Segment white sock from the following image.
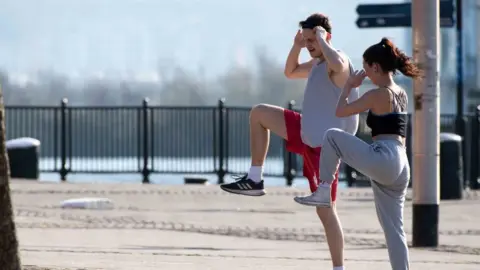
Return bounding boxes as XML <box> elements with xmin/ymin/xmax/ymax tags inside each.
<box><xmin>247</xmin><ymin>166</ymin><xmax>263</xmax><ymax>182</ymax></box>
<box><xmin>333</xmin><ymin>266</ymin><xmax>344</xmax><ymax>270</ymax></box>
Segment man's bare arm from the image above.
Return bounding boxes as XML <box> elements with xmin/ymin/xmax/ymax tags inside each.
<box><xmin>315</xmin><ymin>27</ymin><xmax>349</xmax><ymax>74</ymax></box>
<box><xmin>284</xmin><ymin>45</ymin><xmax>314</xmax><ymax>79</ymax></box>
<box><xmin>317</xmin><ymin>39</ymin><xmax>349</xmax><ymax>74</ymax></box>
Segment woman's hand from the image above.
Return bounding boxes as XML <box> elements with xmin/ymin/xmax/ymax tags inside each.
<box><xmin>346</xmin><ymin>69</ymin><xmax>367</xmax><ymax>89</ymax></box>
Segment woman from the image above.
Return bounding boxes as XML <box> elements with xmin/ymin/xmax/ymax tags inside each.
<box><xmin>294</xmin><ymin>37</ymin><xmax>421</xmax><ymax>270</ymax></box>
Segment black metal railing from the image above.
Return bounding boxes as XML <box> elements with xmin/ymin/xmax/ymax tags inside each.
<box><xmin>4</xmin><ymin>98</ymin><xmax>480</xmax><ymax>189</ymax></box>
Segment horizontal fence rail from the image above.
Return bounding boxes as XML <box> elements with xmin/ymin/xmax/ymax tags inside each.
<box><xmin>4</xmin><ymin>98</ymin><xmax>480</xmax><ymax>190</ymax></box>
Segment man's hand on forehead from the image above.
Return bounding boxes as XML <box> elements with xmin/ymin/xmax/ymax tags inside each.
<box><xmin>314</xmin><ymin>26</ymin><xmax>329</xmax><ymax>41</ymax></box>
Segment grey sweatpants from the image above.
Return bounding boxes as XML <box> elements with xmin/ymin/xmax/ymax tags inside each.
<box><xmin>321</xmin><ymin>128</ymin><xmax>410</xmax><ymax>270</ymax></box>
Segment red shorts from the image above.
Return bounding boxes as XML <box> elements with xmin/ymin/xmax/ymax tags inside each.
<box><xmin>284</xmin><ymin>109</ymin><xmax>339</xmax><ymax>202</ymax></box>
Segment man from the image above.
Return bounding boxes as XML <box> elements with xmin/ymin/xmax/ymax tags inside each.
<box><xmin>220</xmin><ymin>13</ymin><xmax>359</xmax><ymax>270</ymax></box>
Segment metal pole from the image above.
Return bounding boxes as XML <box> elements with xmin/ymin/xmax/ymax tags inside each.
<box><xmin>411</xmin><ymin>0</ymin><xmax>441</xmax><ymax>247</ymax></box>
<box><xmin>217</xmin><ymin>98</ymin><xmax>226</xmax><ymax>184</ymax></box>
<box><xmin>477</xmin><ymin>0</ymin><xmax>480</xmax><ymax>92</ymax></box>
<box><xmin>454</xmin><ymin>0</ymin><xmax>467</xmax><ymax>187</ymax></box>
<box><xmin>455</xmin><ymin>0</ymin><xmax>464</xmax><ymax>125</ymax></box>
<box><xmin>142</xmin><ymin>98</ymin><xmax>150</xmax><ymax>184</ymax></box>
<box><xmin>60</xmin><ymin>98</ymin><xmax>68</xmax><ymax>181</ymax></box>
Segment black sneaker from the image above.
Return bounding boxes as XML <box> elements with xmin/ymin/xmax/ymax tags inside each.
<box><xmin>220</xmin><ymin>175</ymin><xmax>266</xmax><ymax>196</ymax></box>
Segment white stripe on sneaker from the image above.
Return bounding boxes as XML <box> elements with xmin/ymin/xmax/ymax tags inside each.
<box><xmin>237</xmin><ymin>182</ymin><xmax>253</xmax><ymax>190</ymax></box>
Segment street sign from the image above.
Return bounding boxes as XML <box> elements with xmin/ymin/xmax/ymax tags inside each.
<box><xmin>355</xmin><ymin>0</ymin><xmax>455</xmax><ymax>28</ymax></box>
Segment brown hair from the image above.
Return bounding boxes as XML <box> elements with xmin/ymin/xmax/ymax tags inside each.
<box><xmin>363</xmin><ymin>37</ymin><xmax>422</xmax><ymax>78</ymax></box>
<box><xmin>299</xmin><ymin>13</ymin><xmax>332</xmax><ymax>34</ymax></box>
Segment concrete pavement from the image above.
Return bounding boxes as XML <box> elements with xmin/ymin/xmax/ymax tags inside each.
<box><xmin>10</xmin><ymin>180</ymin><xmax>480</xmax><ymax>269</ymax></box>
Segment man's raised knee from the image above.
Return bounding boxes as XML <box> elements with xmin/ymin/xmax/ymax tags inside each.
<box><xmin>250</xmin><ymin>104</ymin><xmax>268</xmax><ymax>120</ymax></box>
<box><xmin>249</xmin><ymin>104</ymin><xmax>288</xmax><ymax>139</ymax></box>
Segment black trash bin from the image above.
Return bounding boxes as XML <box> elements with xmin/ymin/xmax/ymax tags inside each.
<box><xmin>440</xmin><ymin>133</ymin><xmax>463</xmax><ymax>200</ymax></box>
<box><xmin>6</xmin><ymin>137</ymin><xmax>40</xmax><ymax>180</ymax></box>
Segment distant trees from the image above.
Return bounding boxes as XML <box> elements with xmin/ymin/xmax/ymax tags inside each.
<box><xmin>1</xmin><ymin>47</ymin><xmax>306</xmax><ymax>107</ymax></box>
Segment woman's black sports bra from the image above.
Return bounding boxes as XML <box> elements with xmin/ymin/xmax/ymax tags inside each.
<box><xmin>365</xmin><ymin>87</ymin><xmax>408</xmax><ymax>138</ymax></box>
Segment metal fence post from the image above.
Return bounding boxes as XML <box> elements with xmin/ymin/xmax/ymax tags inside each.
<box><xmin>470</xmin><ymin>106</ymin><xmax>480</xmax><ymax>190</ymax></box>
<box><xmin>142</xmin><ymin>98</ymin><xmax>150</xmax><ymax>184</ymax></box>
<box><xmin>60</xmin><ymin>98</ymin><xmax>68</xmax><ymax>181</ymax></box>
<box><xmin>284</xmin><ymin>100</ymin><xmax>296</xmax><ymax>186</ymax></box>
<box><xmin>461</xmin><ymin>116</ymin><xmax>468</xmax><ymax>186</ymax></box>
<box><xmin>217</xmin><ymin>98</ymin><xmax>226</xmax><ymax>184</ymax></box>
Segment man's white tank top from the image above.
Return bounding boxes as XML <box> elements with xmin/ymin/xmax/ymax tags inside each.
<box><xmin>300</xmin><ymin>57</ymin><xmax>360</xmax><ymax>147</ymax></box>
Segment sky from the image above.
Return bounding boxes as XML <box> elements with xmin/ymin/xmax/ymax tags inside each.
<box><xmin>0</xmin><ymin>0</ymin><xmax>410</xmax><ymax>81</ymax></box>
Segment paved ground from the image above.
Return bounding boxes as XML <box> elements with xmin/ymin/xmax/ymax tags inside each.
<box><xmin>9</xmin><ymin>180</ymin><xmax>480</xmax><ymax>270</ymax></box>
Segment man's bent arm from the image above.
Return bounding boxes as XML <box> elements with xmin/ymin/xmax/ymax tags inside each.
<box><xmin>284</xmin><ymin>45</ymin><xmax>314</xmax><ymax>79</ymax></box>
<box><xmin>317</xmin><ymin>38</ymin><xmax>349</xmax><ymax>74</ymax></box>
